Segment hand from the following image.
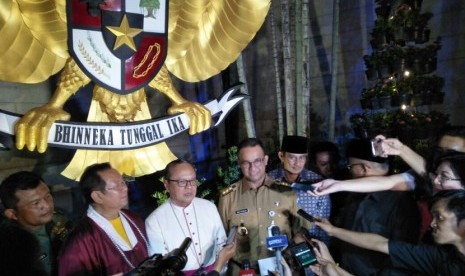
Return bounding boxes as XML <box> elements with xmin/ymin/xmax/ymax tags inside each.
<box><xmin>15</xmin><ymin>104</ymin><xmax>70</xmax><ymax>153</ymax></box>
<box><xmin>281</xmin><ymin>257</ymin><xmax>292</xmax><ymax>276</ymax></box>
<box><xmin>374</xmin><ymin>135</ymin><xmax>405</xmax><ymax>157</ymax></box>
<box><xmin>313</xmin><ymin>218</ymin><xmax>335</xmax><ymax>236</ymax></box>
<box><xmin>311</xmin><ymin>239</ymin><xmax>335</xmax><ymax>263</ymax></box>
<box><xmin>310</xmin><ymin>239</ymin><xmax>343</xmax><ymax>276</ymax></box>
<box><xmin>307</xmin><ymin>179</ymin><xmax>341</xmax><ymax>196</ymax></box>
<box><xmin>168</xmin><ymin>101</ymin><xmax>211</xmax><ymax>135</ymax></box>
<box><xmin>213</xmin><ymin>238</ymin><xmax>237</xmax><ymax>272</ymax></box>
<box><xmin>310</xmin><ymin>262</ymin><xmax>341</xmax><ymax>276</ymax></box>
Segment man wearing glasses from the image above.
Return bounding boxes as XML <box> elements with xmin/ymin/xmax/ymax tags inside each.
<box><xmin>218</xmin><ymin>138</ymin><xmax>310</xmax><ymax>275</ymax></box>
<box><xmin>335</xmin><ymin>139</ymin><xmax>421</xmax><ymax>276</ymax></box>
<box><xmin>58</xmin><ymin>163</ymin><xmax>149</xmax><ymax>275</ymax></box>
<box><xmin>145</xmin><ymin>159</ymin><xmax>227</xmax><ymax>275</ymax></box>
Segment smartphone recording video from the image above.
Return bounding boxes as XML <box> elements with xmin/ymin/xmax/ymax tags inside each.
<box><xmin>225</xmin><ymin>225</ymin><xmax>238</xmax><ymax>246</ymax></box>
<box><xmin>371</xmin><ymin>139</ymin><xmax>383</xmax><ymax>157</ymax></box>
<box><xmin>290</xmin><ymin>242</ymin><xmax>318</xmax><ymax>267</ymax></box>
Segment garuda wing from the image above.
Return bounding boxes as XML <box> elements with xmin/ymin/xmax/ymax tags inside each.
<box><xmin>166</xmin><ymin>0</ymin><xmax>271</xmax><ymax>82</ymax></box>
<box><xmin>0</xmin><ymin>0</ymin><xmax>68</xmax><ymax>83</ymax></box>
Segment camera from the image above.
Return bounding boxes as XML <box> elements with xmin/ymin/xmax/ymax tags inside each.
<box><xmin>290</xmin><ymin>242</ymin><xmax>318</xmax><ymax>267</ymax></box>
<box><xmin>129</xmin><ymin>238</ymin><xmax>191</xmax><ymax>276</ymax></box>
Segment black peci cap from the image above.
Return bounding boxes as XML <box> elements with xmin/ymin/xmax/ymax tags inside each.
<box><xmin>281</xmin><ymin>135</ymin><xmax>308</xmax><ymax>154</ymax></box>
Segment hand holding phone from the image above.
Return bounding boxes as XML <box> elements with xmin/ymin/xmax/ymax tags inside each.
<box><xmin>290</xmin><ymin>242</ymin><xmax>318</xmax><ymax>267</ymax></box>
<box><xmin>291</xmin><ymin>182</ymin><xmax>317</xmax><ymax>192</ymax></box>
<box><xmin>297</xmin><ymin>209</ymin><xmax>320</xmax><ymax>223</ymax></box>
<box><xmin>371</xmin><ymin>138</ymin><xmax>383</xmax><ymax>157</ymax></box>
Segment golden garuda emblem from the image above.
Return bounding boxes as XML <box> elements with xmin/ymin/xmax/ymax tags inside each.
<box><xmin>0</xmin><ymin>0</ymin><xmax>270</xmax><ymax>179</ymax></box>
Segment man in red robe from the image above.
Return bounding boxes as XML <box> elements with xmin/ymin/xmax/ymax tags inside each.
<box><xmin>58</xmin><ymin>163</ymin><xmax>149</xmax><ymax>275</ymax></box>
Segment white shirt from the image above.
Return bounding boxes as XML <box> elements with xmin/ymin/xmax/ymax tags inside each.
<box><xmin>145</xmin><ymin>197</ymin><xmax>226</xmax><ymax>271</ymax></box>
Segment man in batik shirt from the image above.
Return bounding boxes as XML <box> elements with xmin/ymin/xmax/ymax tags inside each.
<box><xmin>268</xmin><ymin>135</ymin><xmax>331</xmax><ymax>244</ymax></box>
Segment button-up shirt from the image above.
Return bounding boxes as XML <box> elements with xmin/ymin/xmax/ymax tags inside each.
<box><xmin>268</xmin><ymin>167</ymin><xmax>331</xmax><ymax>244</ymax></box>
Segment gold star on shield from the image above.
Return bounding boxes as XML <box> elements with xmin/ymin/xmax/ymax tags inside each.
<box><xmin>106</xmin><ymin>15</ymin><xmax>143</xmax><ymax>51</ymax></box>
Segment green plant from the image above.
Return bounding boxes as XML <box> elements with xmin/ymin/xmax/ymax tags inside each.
<box><xmin>404</xmin><ymin>10</ymin><xmax>432</xmax><ymax>28</ymax></box>
<box><xmin>361</xmin><ymin>88</ymin><xmax>377</xmax><ymax>100</ymax></box>
<box><xmin>408</xmin><ymin>75</ymin><xmax>444</xmax><ymax>94</ymax></box>
<box><xmin>364</xmin><ymin>55</ymin><xmax>379</xmax><ymax>68</ymax></box>
<box><xmin>373</xmin><ymin>18</ymin><xmax>392</xmax><ymax>33</ymax></box>
<box><xmin>388</xmin><ymin>45</ymin><xmax>406</xmax><ymax>60</ymax></box>
<box><xmin>395</xmin><ymin>110</ymin><xmax>448</xmax><ymax>128</ymax></box>
<box><xmin>364</xmin><ymin>50</ymin><xmax>394</xmax><ymax>70</ymax></box>
<box><xmin>350</xmin><ymin>113</ymin><xmax>368</xmax><ymax>129</ymax></box>
<box><xmin>151</xmin><ymin>175</ymin><xmax>169</xmax><ymax>205</ymax></box>
<box><xmin>393</xmin><ymin>75</ymin><xmax>411</xmax><ymax>93</ymax></box>
<box><xmin>394</xmin><ymin>110</ymin><xmax>413</xmax><ymax>127</ymax></box>
<box><xmin>367</xmin><ymin>111</ymin><xmax>395</xmax><ymax>129</ymax></box>
<box><xmin>216</xmin><ymin>146</ymin><xmax>241</xmax><ymax>189</ymax></box>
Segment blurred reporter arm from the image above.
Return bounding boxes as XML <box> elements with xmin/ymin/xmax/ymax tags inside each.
<box><xmin>309</xmin><ymin>173</ymin><xmax>413</xmax><ymax>196</ymax></box>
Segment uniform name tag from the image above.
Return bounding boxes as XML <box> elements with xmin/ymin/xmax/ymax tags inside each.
<box><xmin>235</xmin><ymin>208</ymin><xmax>249</xmax><ymax>214</ymax></box>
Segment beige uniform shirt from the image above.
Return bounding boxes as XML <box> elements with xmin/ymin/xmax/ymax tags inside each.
<box><xmin>218</xmin><ymin>176</ymin><xmax>309</xmax><ymax>268</ymax></box>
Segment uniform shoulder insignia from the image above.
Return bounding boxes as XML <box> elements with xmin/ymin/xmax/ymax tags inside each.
<box><xmin>270</xmin><ymin>179</ymin><xmax>293</xmax><ymax>192</ymax></box>
<box><xmin>51</xmin><ymin>209</ymin><xmax>72</xmax><ymax>240</ymax></box>
<box><xmin>220</xmin><ymin>184</ymin><xmax>237</xmax><ymax>196</ymax></box>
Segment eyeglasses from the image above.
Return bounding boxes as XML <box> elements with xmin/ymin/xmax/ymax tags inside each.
<box><xmin>429</xmin><ymin>172</ymin><xmax>461</xmax><ymax>185</ymax></box>
<box><xmin>105</xmin><ymin>181</ymin><xmax>128</xmax><ymax>192</ymax></box>
<box><xmin>347</xmin><ymin>163</ymin><xmax>364</xmax><ymax>170</ymax></box>
<box><xmin>286</xmin><ymin>154</ymin><xmax>307</xmax><ymax>163</ymax></box>
<box><xmin>168</xmin><ymin>179</ymin><xmax>197</xmax><ymax>187</ymax></box>
<box><xmin>239</xmin><ymin>157</ymin><xmax>265</xmax><ymax>168</ymax></box>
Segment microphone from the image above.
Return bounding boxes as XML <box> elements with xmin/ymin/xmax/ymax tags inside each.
<box><xmin>130</xmin><ymin>237</ymin><xmax>191</xmax><ymax>275</ymax></box>
<box><xmin>266</xmin><ymin>226</ymin><xmax>287</xmax><ymax>276</ymax></box>
<box><xmin>163</xmin><ymin>237</ymin><xmax>192</xmax><ymax>271</ymax></box>
<box><xmin>238</xmin><ymin>260</ymin><xmax>256</xmax><ymax>276</ymax></box>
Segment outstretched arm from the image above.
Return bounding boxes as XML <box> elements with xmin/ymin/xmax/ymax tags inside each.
<box><xmin>314</xmin><ymin>219</ymin><xmax>389</xmax><ymax>254</ymax></box>
<box><xmin>309</xmin><ymin>173</ymin><xmax>413</xmax><ymax>196</ymax></box>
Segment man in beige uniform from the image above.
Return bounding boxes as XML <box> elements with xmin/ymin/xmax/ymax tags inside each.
<box><xmin>218</xmin><ymin>138</ymin><xmax>310</xmax><ymax>274</ymax></box>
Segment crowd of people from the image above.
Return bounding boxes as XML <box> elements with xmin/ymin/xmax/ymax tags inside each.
<box><xmin>1</xmin><ymin>126</ymin><xmax>465</xmax><ymax>275</ymax></box>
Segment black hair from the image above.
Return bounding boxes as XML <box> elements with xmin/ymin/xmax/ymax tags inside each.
<box><xmin>438</xmin><ymin>125</ymin><xmax>465</xmax><ymax>140</ymax></box>
<box><xmin>164</xmin><ymin>159</ymin><xmax>194</xmax><ymax>180</ymax></box>
<box><xmin>431</xmin><ymin>189</ymin><xmax>465</xmax><ymax>224</ymax></box>
<box><xmin>311</xmin><ymin>141</ymin><xmax>341</xmax><ymax>162</ymax></box>
<box><xmin>0</xmin><ymin>171</ymin><xmax>44</xmax><ymax>209</ymax></box>
<box><xmin>79</xmin><ymin>162</ymin><xmax>112</xmax><ymax>204</ymax></box>
<box><xmin>310</xmin><ymin>141</ymin><xmax>341</xmax><ymax>172</ymax></box>
<box><xmin>238</xmin><ymin>138</ymin><xmax>265</xmax><ymax>153</ymax></box>
<box><xmin>437</xmin><ymin>153</ymin><xmax>465</xmax><ymax>189</ymax></box>
<box><xmin>419</xmin><ymin>152</ymin><xmax>465</xmax><ymax>199</ymax></box>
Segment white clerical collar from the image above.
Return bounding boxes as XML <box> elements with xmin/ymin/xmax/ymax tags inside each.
<box><xmin>169</xmin><ymin>199</ymin><xmax>196</xmax><ymax>210</ymax></box>
<box><xmin>87</xmin><ymin>205</ymin><xmax>137</xmax><ymax>251</ymax></box>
